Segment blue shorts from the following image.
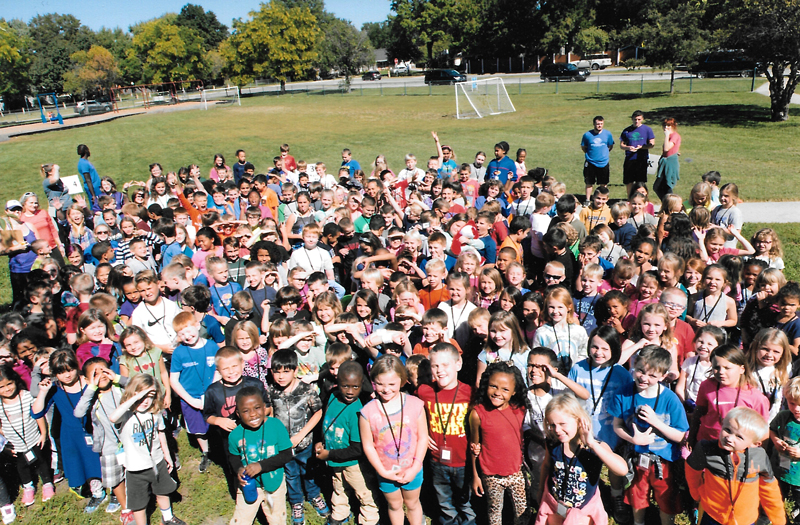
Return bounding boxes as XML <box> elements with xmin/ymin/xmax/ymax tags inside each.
<box><xmin>180</xmin><ymin>400</ymin><xmax>209</xmax><ymax>435</ymax></box>
<box><xmin>378</xmin><ymin>468</ymin><xmax>423</xmax><ymax>493</ymax></box>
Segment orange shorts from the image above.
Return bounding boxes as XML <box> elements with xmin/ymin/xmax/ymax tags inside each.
<box><xmin>625</xmin><ymin>458</ymin><xmax>682</xmax><ymax>515</ymax></box>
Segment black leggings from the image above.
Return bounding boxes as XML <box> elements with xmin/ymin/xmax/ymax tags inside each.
<box><xmin>15</xmin><ymin>442</ymin><xmax>53</xmax><ymax>486</ymax></box>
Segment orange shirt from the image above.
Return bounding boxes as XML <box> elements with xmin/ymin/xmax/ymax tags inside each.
<box><xmin>260</xmin><ymin>188</ymin><xmax>279</xmax><ymax>222</ymax></box>
<box><xmin>419</xmin><ymin>285</ymin><xmax>451</xmax><ymax>310</ymax></box>
<box><xmin>413</xmin><ymin>338</ymin><xmax>462</xmax><ymax>357</ymax></box>
<box><xmin>499</xmin><ymin>236</ymin><xmax>523</xmax><ymax>263</ymax></box>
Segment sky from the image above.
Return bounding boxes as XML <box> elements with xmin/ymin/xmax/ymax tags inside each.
<box><xmin>3</xmin><ymin>0</ymin><xmax>392</xmax><ymax>31</ymax></box>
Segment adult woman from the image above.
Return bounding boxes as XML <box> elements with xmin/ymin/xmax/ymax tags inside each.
<box><xmin>209</xmin><ymin>154</ymin><xmax>230</xmax><ymax>182</ymax></box>
<box><xmin>654</xmin><ymin>117</ymin><xmax>682</xmax><ymax>202</ymax></box>
<box><xmin>2</xmin><ymin>200</ymin><xmax>37</xmax><ymax>305</ymax></box>
<box><xmin>77</xmin><ymin>144</ymin><xmax>102</xmax><ymax>207</ymax></box>
<box><xmin>40</xmin><ymin>164</ymin><xmax>71</xmax><ymax>221</ymax></box>
<box><xmin>19</xmin><ymin>192</ymin><xmax>64</xmax><ymax>264</ymax></box>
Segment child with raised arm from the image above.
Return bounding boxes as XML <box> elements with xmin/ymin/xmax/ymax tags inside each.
<box><xmin>689</xmin><ymin>407</ymin><xmax>785</xmax><ymax>525</ymax></box>
<box><xmin>609</xmin><ymin>345</ymin><xmax>690</xmax><ymax>525</ymax></box>
<box><xmin>228</xmin><ymin>385</ymin><xmax>294</xmax><ymax>525</ymax></box>
<box><xmin>110</xmin><ymin>375</ymin><xmax>184</xmax><ymax>525</ymax></box>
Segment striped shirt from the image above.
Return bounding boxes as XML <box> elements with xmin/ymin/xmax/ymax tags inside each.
<box><xmin>0</xmin><ymin>391</ymin><xmax>41</xmax><ymax>452</ymax></box>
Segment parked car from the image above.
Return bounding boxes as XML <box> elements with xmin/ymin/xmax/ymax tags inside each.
<box><xmin>570</xmin><ymin>53</ymin><xmax>612</xmax><ymax>70</ymax></box>
<box><xmin>424</xmin><ymin>69</ymin><xmax>467</xmax><ymax>85</ymax></box>
<box><xmin>540</xmin><ymin>63</ymin><xmax>590</xmax><ymax>82</ymax></box>
<box><xmin>391</xmin><ymin>64</ymin><xmax>410</xmax><ymax>76</ymax></box>
<box><xmin>74</xmin><ymin>100</ymin><xmax>112</xmax><ymax>116</ymax></box>
<box><xmin>362</xmin><ymin>71</ymin><xmax>381</xmax><ymax>81</ymax></box>
<box><xmin>689</xmin><ymin>52</ymin><xmax>760</xmax><ymax>78</ymax></box>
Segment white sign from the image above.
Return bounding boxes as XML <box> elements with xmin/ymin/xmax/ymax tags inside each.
<box><xmin>60</xmin><ymin>175</ymin><xmax>85</xmax><ymax>195</ymax></box>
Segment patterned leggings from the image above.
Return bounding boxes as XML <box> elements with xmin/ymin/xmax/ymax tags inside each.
<box><xmin>482</xmin><ymin>470</ymin><xmax>528</xmax><ymax>525</ymax></box>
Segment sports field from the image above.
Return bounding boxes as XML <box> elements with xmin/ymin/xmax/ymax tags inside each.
<box><xmin>1</xmin><ymin>79</ymin><xmax>799</xmax><ymax>524</ymax></box>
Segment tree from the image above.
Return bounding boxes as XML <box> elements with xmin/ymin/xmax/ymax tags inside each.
<box><xmin>318</xmin><ymin>18</ymin><xmax>373</xmax><ymax>87</ymax></box>
<box><xmin>28</xmin><ymin>14</ymin><xmax>95</xmax><ymax>93</ymax></box>
<box><xmin>362</xmin><ymin>21</ymin><xmax>392</xmax><ymax>49</ymax></box>
<box><xmin>222</xmin><ymin>2</ymin><xmax>319</xmax><ymax>93</ymax></box>
<box><xmin>721</xmin><ymin>0</ymin><xmax>800</xmax><ymax>121</ymax></box>
<box><xmin>0</xmin><ymin>19</ymin><xmax>33</xmax><ymax>104</ymax></box>
<box><xmin>128</xmin><ymin>17</ymin><xmax>209</xmax><ymax>84</ymax></box>
<box><xmin>63</xmin><ymin>45</ymin><xmax>120</xmax><ymax>96</ymax></box>
<box><xmin>618</xmin><ymin>2</ymin><xmax>710</xmax><ymax>93</ymax></box>
<box><xmin>390</xmin><ymin>0</ymin><xmax>479</xmax><ymax>64</ymax></box>
<box><xmin>174</xmin><ymin>4</ymin><xmax>228</xmax><ymax>50</ymax></box>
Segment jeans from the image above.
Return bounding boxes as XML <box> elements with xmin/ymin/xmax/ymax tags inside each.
<box><xmin>431</xmin><ymin>462</ymin><xmax>476</xmax><ymax>525</ymax></box>
<box><xmin>284</xmin><ymin>445</ymin><xmax>321</xmax><ymax>505</ymax></box>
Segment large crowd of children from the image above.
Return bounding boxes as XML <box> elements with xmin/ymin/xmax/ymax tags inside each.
<box><xmin>0</xmin><ymin>123</ymin><xmax>797</xmax><ymax>525</ymax></box>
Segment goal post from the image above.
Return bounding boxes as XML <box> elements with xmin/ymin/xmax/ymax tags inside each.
<box><xmin>455</xmin><ymin>77</ymin><xmax>515</xmax><ymax>119</ymax></box>
<box><xmin>201</xmin><ymin>86</ymin><xmax>241</xmax><ymax>110</ymax></box>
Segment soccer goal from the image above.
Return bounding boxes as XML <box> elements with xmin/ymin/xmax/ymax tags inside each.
<box><xmin>455</xmin><ymin>77</ymin><xmax>515</xmax><ymax>119</ymax></box>
<box><xmin>201</xmin><ymin>86</ymin><xmax>241</xmax><ymax>109</ymax></box>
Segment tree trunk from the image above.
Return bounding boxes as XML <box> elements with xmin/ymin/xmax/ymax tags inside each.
<box><xmin>280</xmin><ymin>79</ymin><xmax>286</xmax><ymax>94</ymax></box>
<box><xmin>427</xmin><ymin>41</ymin><xmax>433</xmax><ymax>65</ymax></box>
<box><xmin>670</xmin><ymin>68</ymin><xmax>675</xmax><ymax>94</ymax></box>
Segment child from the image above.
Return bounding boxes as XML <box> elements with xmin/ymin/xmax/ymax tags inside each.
<box><xmin>676</xmin><ymin>326</ymin><xmax>726</xmax><ymax>409</ymax></box>
<box><xmin>278</xmin><ymin>320</ymin><xmax>326</xmax><ymax>383</ymax></box>
<box><xmin>688</xmin><ymin>407</ymin><xmax>785</xmax><ymax>525</ymax></box>
<box><xmin>697</xmin><ymin>225</ymin><xmax>755</xmax><ymax>264</ymax></box>
<box><xmin>687</xmin><ymin>264</ymin><xmax>739</xmax><ymax>330</ymax></box>
<box><xmin>688</xmin><ymin>344</ymin><xmax>769</xmax><ymax>447</ymax></box>
<box><xmin>228</xmin><ymin>321</ymin><xmax>270</xmax><ymax>388</ymax></box>
<box><xmin>534</xmin><ymin>287</ymin><xmax>589</xmax><ymax>374</ymax></box>
<box><xmin>0</xmin><ymin>364</ymin><xmax>54</xmax><ymax>507</ymax></box>
<box><xmin>412</xmin><ymin>309</ymin><xmax>462</xmax><ymax>357</ymax></box>
<box><xmin>179</xmin><ymin>285</ymin><xmax>227</xmax><ymax>346</ymax></box>
<box><xmin>169</xmin><ymin>311</ymin><xmax>218</xmax><ymax>473</ymax></box>
<box><xmin>710</xmin><ymin>182</ymin><xmax>744</xmax><ymax>248</ymax></box>
<box><xmin>469</xmin><ymin>361</ymin><xmax>531</xmax><ymax>525</ymax></box>
<box><xmin>535</xmin><ymin>393</ymin><xmax>629</xmax><ymax>525</ymax></box>
<box><xmin>65</xmin><ymin>273</ymin><xmax>94</xmax><ymax>345</ymax></box>
<box><xmin>360</xmin><ymin>355</ymin><xmax>428</xmax><ymax>525</ymax></box>
<box><xmin>288</xmin><ymin>223</ymin><xmax>335</xmax><ymax>282</ymax></box>
<box><xmin>74</xmin><ymin>357</ymin><xmax>131</xmax><ymax>522</ymax></box>
<box><xmin>628</xmin><ymin>190</ymin><xmax>658</xmax><ymax>230</ymax></box>
<box><xmin>439</xmin><ymin>272</ymin><xmax>476</xmax><ymax>340</ymax></box>
<box><xmin>455</xmin><ymin>251</ymin><xmax>481</xmax><ymax>291</ymax></box>
<box><xmin>352</xmin><ymin>289</ymin><xmax>388</xmax><ymax>336</ymax></box>
<box><xmin>476</xmin><ymin>311</ymin><xmax>531</xmax><ymax>384</ymax></box>
<box><xmin>749</xmin><ymin>327</ymin><xmax>792</xmax><ymax>423</ymax></box>
<box><xmin>75</xmin><ymin>308</ymin><xmax>121</xmax><ymax>371</ymax></box>
<box><xmin>620</xmin><ymin>303</ymin><xmax>679</xmax><ymax>380</ymax></box>
<box><xmin>474</xmin><ymin>212</ymin><xmax>498</xmax><ymax>266</ymax></box>
<box><xmin>418</xmin><ymin>258</ymin><xmax>450</xmax><ymax>310</ymax></box>
<box><xmin>630</xmin><ymin>270</ymin><xmax>660</xmax><ymax>317</ymax></box>
<box><xmin>223</xmin><ymin>237</ymin><xmax>248</xmax><ymax>287</ymax></box>
<box><xmin>500</xmin><ymin>216</ymin><xmax>530</xmax><ymax>263</ymax></box>
<box><xmin>578</xmin><ymin>186</ymin><xmax>612</xmax><ymax>233</ymax></box>
<box><xmin>594</xmin><ymin>223</ymin><xmax>627</xmax><ymax>266</ymax></box>
<box><xmin>268</xmin><ymin>349</ymin><xmax>330</xmax><ymax>523</ymax></box>
<box><xmin>315</xmin><ymin>361</ymin><xmax>380</xmax><ymax>525</ymax></box>
<box><xmin>683</xmin><ymin>257</ymin><xmax>706</xmax><ymax>295</ymax></box>
<box><xmin>417</xmin><ymin>343</ymin><xmax>475</xmax><ymax>525</ymax></box>
<box><xmin>771</xmin><ymin>377</ymin><xmax>800</xmax><ymax>519</ymax></box>
<box><xmin>750</xmin><ymin>227</ymin><xmax>785</xmax><ymax>270</ymax></box>
<box><xmin>574</xmin><ymin>263</ymin><xmax>603</xmax><ymax>333</ymax></box>
<box><xmin>109</xmin><ymin>375</ymin><xmax>184</xmax><ymax>525</ymax></box>
<box><xmin>130</xmin><ymin>270</ymin><xmax>181</xmax><ymax>355</ymax></box>
<box><xmin>477</xmin><ymin>267</ymin><xmax>503</xmax><ymax>309</ymax></box>
<box><xmin>207</xmin><ymin>256</ymin><xmax>244</xmax><ymax>323</ymax></box>
<box><xmin>609</xmin><ymin>345</ymin><xmax>690</xmax><ymax>525</ymax></box>
<box><xmin>32</xmin><ymin>349</ymin><xmax>107</xmax><ymax>513</ymax></box>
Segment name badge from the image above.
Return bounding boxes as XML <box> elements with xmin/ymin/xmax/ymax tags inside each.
<box><xmin>85</xmin><ymin>435</ymin><xmax>94</xmax><ymax>447</ymax></box>
<box><xmin>24</xmin><ymin>450</ymin><xmax>37</xmax><ymax>464</ymax></box>
<box><xmin>391</xmin><ymin>464</ymin><xmax>401</xmax><ymax>472</ymax></box>
<box><xmin>780</xmin><ymin>453</ymin><xmax>793</xmax><ymax>470</ymax></box>
<box><xmin>440</xmin><ymin>448</ymin><xmax>452</xmax><ymax>463</ymax></box>
<box><xmin>638</xmin><ymin>454</ymin><xmax>650</xmax><ymax>470</ymax></box>
<box><xmin>557</xmin><ymin>502</ymin><xmax>568</xmax><ymax>517</ymax></box>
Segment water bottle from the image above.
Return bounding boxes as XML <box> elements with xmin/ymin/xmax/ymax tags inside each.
<box><xmin>241</xmin><ymin>474</ymin><xmax>258</xmax><ymax>504</ymax></box>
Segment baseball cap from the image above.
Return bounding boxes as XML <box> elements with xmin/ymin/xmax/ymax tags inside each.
<box><xmin>5</xmin><ymin>200</ymin><xmax>22</xmax><ymax>211</ymax></box>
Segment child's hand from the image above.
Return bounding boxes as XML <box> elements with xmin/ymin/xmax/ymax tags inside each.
<box><xmin>397</xmin><ymin>466</ymin><xmax>418</xmax><ymax>484</ymax></box>
<box><xmin>579</xmin><ymin>418</ymin><xmax>595</xmax><ymax>447</ymax></box>
<box><xmin>216</xmin><ymin>418</ymin><xmax>238</xmax><ymax>432</ymax></box>
<box><xmin>391</xmin><ymin>332</ymin><xmax>407</xmax><ymax>346</ymax></box>
<box><xmin>630</xmin><ymin>425</ymin><xmax>655</xmax><ymax>446</ymax></box>
<box><xmin>636</xmin><ymin>405</ymin><xmax>660</xmax><ymax>427</ymax></box>
<box><xmin>189</xmin><ymin>397</ymin><xmax>204</xmax><ymax>411</ymax></box>
<box><xmin>470</xmin><ymin>442</ymin><xmax>481</xmax><ymax>457</ymax></box>
<box><xmin>38</xmin><ymin>378</ymin><xmax>53</xmax><ymax>393</ymax></box>
<box><xmin>38</xmin><ymin>431</ymin><xmax>48</xmax><ymax>450</ymax></box>
<box><xmin>472</xmin><ymin>475</ymin><xmax>484</xmax><ymax>497</ymax></box>
<box><xmin>165</xmin><ymin>455</ymin><xmax>174</xmax><ymax>472</ymax></box>
<box><xmin>163</xmin><ymin>394</ymin><xmax>171</xmax><ymax>410</ymax></box>
<box><xmin>300</xmin><ymin>373</ymin><xmax>318</xmax><ymax>384</ymax></box>
<box><xmin>243</xmin><ymin>462</ymin><xmax>263</xmax><ymax>478</ymax></box>
<box><xmin>314</xmin><ymin>443</ymin><xmax>330</xmax><ymax>461</ymax></box>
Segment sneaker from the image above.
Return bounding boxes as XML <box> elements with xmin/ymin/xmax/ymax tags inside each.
<box><xmin>106</xmin><ymin>495</ymin><xmax>121</xmax><ymax>513</ymax></box>
<box><xmin>69</xmin><ymin>487</ymin><xmax>85</xmax><ymax>499</ymax></box>
<box><xmin>613</xmin><ymin>494</ymin><xmax>631</xmax><ymax>524</ymax></box>
<box><xmin>21</xmin><ymin>487</ymin><xmax>35</xmax><ymax>507</ymax></box>
<box><xmin>84</xmin><ymin>491</ymin><xmax>107</xmax><ymax>513</ymax></box>
<box><xmin>291</xmin><ymin>502</ymin><xmax>305</xmax><ymax>525</ymax></box>
<box><xmin>41</xmin><ymin>483</ymin><xmax>55</xmax><ymax>502</ymax></box>
<box><xmin>173</xmin><ymin>455</ymin><xmax>181</xmax><ymax>471</ymax></box>
<box><xmin>52</xmin><ymin>471</ymin><xmax>65</xmax><ymax>484</ymax></box>
<box><xmin>1</xmin><ymin>504</ymin><xmax>15</xmax><ymax>525</ymax></box>
<box><xmin>310</xmin><ymin>495</ymin><xmax>331</xmax><ymax>517</ymax></box>
<box><xmin>198</xmin><ymin>454</ymin><xmax>210</xmax><ymax>473</ymax></box>
<box><xmin>162</xmin><ymin>517</ymin><xmax>187</xmax><ymax>525</ymax></box>
<box><xmin>120</xmin><ymin>510</ymin><xmax>135</xmax><ymax>525</ymax></box>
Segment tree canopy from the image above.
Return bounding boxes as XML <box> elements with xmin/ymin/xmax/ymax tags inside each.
<box><xmin>128</xmin><ymin>16</ymin><xmax>209</xmax><ymax>84</ymax></box>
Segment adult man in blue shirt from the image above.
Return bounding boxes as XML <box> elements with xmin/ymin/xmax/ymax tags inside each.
<box><xmin>580</xmin><ymin>116</ymin><xmax>615</xmax><ymax>205</ymax></box>
<box><xmin>619</xmin><ymin>110</ymin><xmax>656</xmax><ymax>196</ymax></box>
<box><xmin>340</xmin><ymin>148</ymin><xmax>361</xmax><ymax>180</ymax></box>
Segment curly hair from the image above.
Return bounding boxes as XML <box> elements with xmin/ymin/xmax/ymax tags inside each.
<box><xmin>473</xmin><ymin>360</ymin><xmax>533</xmax><ymax>415</ymax></box>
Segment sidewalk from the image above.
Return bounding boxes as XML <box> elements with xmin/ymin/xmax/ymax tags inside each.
<box><xmin>739</xmin><ymin>201</ymin><xmax>800</xmax><ymax>223</ymax></box>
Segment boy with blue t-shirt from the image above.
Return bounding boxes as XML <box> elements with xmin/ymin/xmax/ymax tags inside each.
<box><xmin>580</xmin><ymin>116</ymin><xmax>615</xmax><ymax>204</ymax></box>
<box><xmin>609</xmin><ymin>346</ymin><xmax>688</xmax><ymax>525</ymax></box>
<box><xmin>474</xmin><ymin>212</ymin><xmax>498</xmax><ymax>265</ymax></box>
<box><xmin>228</xmin><ymin>386</ymin><xmax>294</xmax><ymax>525</ymax></box>
<box><xmin>154</xmin><ymin>222</ymin><xmax>182</xmax><ymax>270</ymax></box>
<box><xmin>574</xmin><ymin>263</ymin><xmax>603</xmax><ymax>335</ymax></box>
<box><xmin>207</xmin><ymin>257</ymin><xmax>243</xmax><ymax>324</ymax></box>
<box><xmin>315</xmin><ymin>361</ymin><xmax>379</xmax><ymax>525</ymax></box>
<box><xmin>169</xmin><ymin>311</ymin><xmax>219</xmax><ymax>473</ymax></box>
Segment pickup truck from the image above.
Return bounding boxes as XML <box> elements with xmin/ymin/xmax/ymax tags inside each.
<box><xmin>390</xmin><ymin>64</ymin><xmax>410</xmax><ymax>76</ymax></box>
<box><xmin>570</xmin><ymin>54</ymin><xmax>612</xmax><ymax>70</ymax></box>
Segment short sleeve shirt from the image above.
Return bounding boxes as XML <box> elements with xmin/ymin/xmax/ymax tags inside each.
<box><xmin>118</xmin><ymin>412</ymin><xmax>165</xmax><ymax>471</ymax></box>
<box><xmin>360</xmin><ymin>394</ymin><xmax>425</xmax><ymax>472</ymax></box>
<box><xmin>269</xmin><ymin>381</ymin><xmax>323</xmax><ymax>451</ymax></box>
<box><xmin>170</xmin><ymin>340</ymin><xmax>218</xmax><ymax>398</ymax></box>
<box><xmin>228</xmin><ymin>418</ymin><xmax>293</xmax><ymax>492</ymax></box>
<box><xmin>770</xmin><ymin>411</ymin><xmax>800</xmax><ymax>484</ymax></box>
<box><xmin>568</xmin><ymin>360</ymin><xmax>632</xmax><ymax>449</ymax></box>
<box><xmin>581</xmin><ymin>129</ymin><xmax>615</xmax><ymax>167</ymax></box>
<box><xmin>620</xmin><ymin>124</ymin><xmax>655</xmax><ymax>161</ymax></box>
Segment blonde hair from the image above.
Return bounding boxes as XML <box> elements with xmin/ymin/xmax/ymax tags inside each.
<box><xmin>783</xmin><ymin>377</ymin><xmax>800</xmax><ymax>404</ymax></box>
<box><xmin>660</xmin><ymin>194</ymin><xmax>683</xmax><ymax>215</ymax></box>
<box><xmin>544</xmin><ymin>393</ymin><xmax>591</xmax><ymax>445</ymax></box>
<box><xmin>231</xmin><ymin>321</ymin><xmax>260</xmax><ymax>352</ymax></box>
<box><xmin>610</xmin><ymin>201</ymin><xmax>631</xmax><ymax>220</ymax></box>
<box><xmin>748</xmin><ymin>328</ymin><xmax>791</xmax><ymax>387</ymax></box>
<box><xmin>751</xmin><ymin>228</ymin><xmax>783</xmax><ymax>259</ymax></box>
<box><xmin>361</xmin><ymin>268</ymin><xmax>385</xmax><ymax>288</ymax></box>
<box><xmin>120</xmin><ymin>373</ymin><xmax>164</xmax><ymax>414</ymax></box>
<box><xmin>723</xmin><ymin>407</ymin><xmax>768</xmax><ymax>442</ymax></box>
<box><xmin>543</xmin><ymin>287</ymin><xmax>577</xmax><ymax>325</ymax></box>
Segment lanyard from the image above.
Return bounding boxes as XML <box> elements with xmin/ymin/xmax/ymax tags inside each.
<box><xmin>451</xmin><ymin>302</ymin><xmax>469</xmax><ymax>329</ymax></box>
<box><xmin>552</xmin><ymin>323</ymin><xmax>571</xmax><ymax>369</ymax></box>
<box><xmin>143</xmin><ymin>301</ymin><xmax>167</xmax><ymax>329</ymax></box>
<box><xmin>636</xmin><ymin>384</ymin><xmax>661</xmax><ymax>415</ymax></box>
<box><xmin>559</xmin><ymin>444</ymin><xmax>581</xmax><ymax>502</ymax></box>
<box><xmin>715</xmin><ymin>382</ymin><xmax>742</xmax><ymax>423</ymax></box>
<box><xmin>213</xmin><ymin>284</ymin><xmax>233</xmax><ymax>317</ymax></box>
<box><xmin>133</xmin><ymin>412</ymin><xmax>159</xmax><ymax>474</ymax></box>
<box><xmin>756</xmin><ymin>371</ymin><xmax>778</xmax><ymax>408</ymax></box>
<box><xmin>379</xmin><ymin>395</ymin><xmax>405</xmax><ymax>460</ymax></box>
<box><xmin>434</xmin><ymin>383</ymin><xmax>460</xmax><ymax>445</ymax></box>
<box><xmin>1</xmin><ymin>396</ymin><xmax>29</xmax><ymax>451</ymax></box>
<box><xmin>304</xmin><ymin>248</ymin><xmax>319</xmax><ymax>272</ymax></box>
<box><xmin>588</xmin><ymin>365</ymin><xmax>614</xmax><ymax>415</ymax></box>
<box><xmin>323</xmin><ymin>402</ymin><xmax>350</xmax><ymax>436</ymax></box>
<box><xmin>701</xmin><ymin>293</ymin><xmax>724</xmax><ymax>323</ymax></box>
<box><xmin>689</xmin><ymin>358</ymin><xmax>706</xmax><ymax>390</ymax></box>
<box><xmin>97</xmin><ymin>388</ymin><xmax>121</xmax><ymax>441</ymax></box>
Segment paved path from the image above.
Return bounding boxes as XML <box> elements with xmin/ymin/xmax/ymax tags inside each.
<box><xmin>739</xmin><ymin>201</ymin><xmax>800</xmax><ymax>223</ymax></box>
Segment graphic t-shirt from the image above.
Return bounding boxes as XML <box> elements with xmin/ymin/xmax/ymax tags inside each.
<box><xmin>228</xmin><ymin>417</ymin><xmax>293</xmax><ymax>492</ymax></box>
<box><xmin>170</xmin><ymin>340</ymin><xmax>218</xmax><ymax>398</ymax></box>
<box><xmin>117</xmin><ymin>411</ymin><xmax>165</xmax><ymax>472</ymax></box>
<box><xmin>269</xmin><ymin>381</ymin><xmax>323</xmax><ymax>451</ymax></box>
<box><xmin>620</xmin><ymin>124</ymin><xmax>655</xmax><ymax>162</ymax></box>
<box><xmin>417</xmin><ymin>382</ymin><xmax>472</xmax><ymax>467</ymax></box>
<box><xmin>360</xmin><ymin>394</ymin><xmax>425</xmax><ymax>472</ymax></box>
<box><xmin>581</xmin><ymin>129</ymin><xmax>615</xmax><ymax>167</ymax></box>
<box><xmin>322</xmin><ymin>395</ymin><xmax>363</xmax><ymax>468</ymax></box>
<box><xmin>547</xmin><ymin>444</ymin><xmax>603</xmax><ymax>508</ymax></box>
<box><xmin>770</xmin><ymin>411</ymin><xmax>800</xmax><ymax>485</ymax></box>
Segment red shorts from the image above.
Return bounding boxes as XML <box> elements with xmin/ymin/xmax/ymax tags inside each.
<box><xmin>625</xmin><ymin>458</ymin><xmax>682</xmax><ymax>515</ymax></box>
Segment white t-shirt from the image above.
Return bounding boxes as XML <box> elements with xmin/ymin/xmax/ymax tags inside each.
<box><xmin>130</xmin><ymin>298</ymin><xmax>180</xmax><ymax>348</ymax></box>
<box><xmin>529</xmin><ymin>212</ymin><xmax>551</xmax><ymax>259</ymax></box>
<box><xmin>398</xmin><ymin>167</ymin><xmax>425</xmax><ymax>183</ymax></box>
<box><xmin>118</xmin><ymin>411</ymin><xmax>165</xmax><ymax>472</ymax></box>
<box><xmin>288</xmin><ymin>246</ymin><xmax>334</xmax><ymax>274</ymax></box>
<box><xmin>437</xmin><ymin>300</ymin><xmax>477</xmax><ymax>340</ymax></box>
<box><xmin>681</xmin><ymin>356</ymin><xmax>712</xmax><ymax>403</ymax></box>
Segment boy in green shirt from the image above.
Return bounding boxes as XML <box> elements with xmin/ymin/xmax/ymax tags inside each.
<box><xmin>228</xmin><ymin>386</ymin><xmax>293</xmax><ymax>525</ymax></box>
<box><xmin>314</xmin><ymin>361</ymin><xmax>379</xmax><ymax>525</ymax></box>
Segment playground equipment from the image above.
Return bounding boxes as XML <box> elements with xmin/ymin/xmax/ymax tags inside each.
<box><xmin>36</xmin><ymin>93</ymin><xmax>64</xmax><ymax>125</ymax></box>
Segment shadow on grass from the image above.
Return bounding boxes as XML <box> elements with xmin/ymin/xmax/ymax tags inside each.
<box><xmin>647</xmin><ymin>104</ymin><xmax>774</xmax><ymax>127</ymax></box>
<box><xmin>585</xmin><ymin>92</ymin><xmax>673</xmax><ymax>101</ymax></box>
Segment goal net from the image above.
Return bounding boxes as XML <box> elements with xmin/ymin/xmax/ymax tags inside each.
<box><xmin>201</xmin><ymin>86</ymin><xmax>241</xmax><ymax>109</ymax></box>
<box><xmin>455</xmin><ymin>77</ymin><xmax>515</xmax><ymax>119</ymax></box>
